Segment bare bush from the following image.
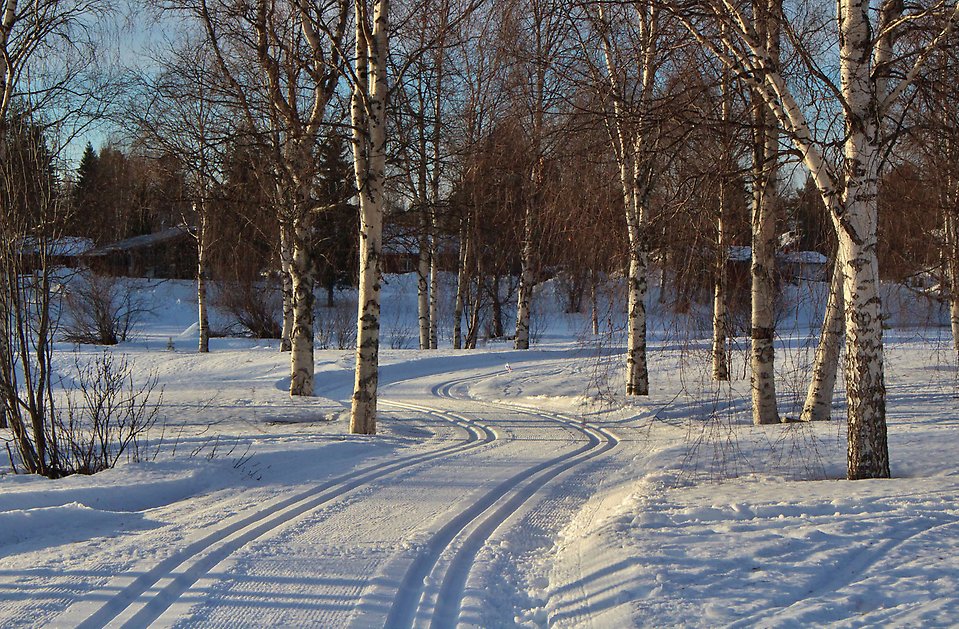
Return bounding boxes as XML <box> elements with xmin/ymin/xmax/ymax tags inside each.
<box><xmin>62</xmin><ymin>273</ymin><xmax>148</xmax><ymax>345</ymax></box>
<box><xmin>316</xmin><ymin>301</ymin><xmax>357</xmax><ymax>350</ymax></box>
<box><xmin>211</xmin><ymin>279</ymin><xmax>282</xmax><ymax>339</ymax></box>
<box><xmin>54</xmin><ymin>352</ymin><xmax>162</xmax><ymax>475</ymax></box>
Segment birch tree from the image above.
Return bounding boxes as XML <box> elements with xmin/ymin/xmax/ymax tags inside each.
<box><xmin>349</xmin><ymin>0</ymin><xmax>389</xmax><ymax>435</ymax></box>
<box><xmin>747</xmin><ymin>0</ymin><xmax>781</xmax><ymax>424</ymax></box>
<box><xmin>667</xmin><ymin>0</ymin><xmax>959</xmax><ymax>478</ymax></box>
<box><xmin>586</xmin><ymin>2</ymin><xmax>691</xmax><ymax>395</ymax></box>
<box><xmin>197</xmin><ymin>0</ymin><xmax>349</xmax><ymax>395</ymax></box>
<box><xmin>134</xmin><ymin>41</ymin><xmax>228</xmax><ymax>354</ymax></box>
<box><xmin>504</xmin><ymin>0</ymin><xmax>570</xmax><ymax>350</ymax></box>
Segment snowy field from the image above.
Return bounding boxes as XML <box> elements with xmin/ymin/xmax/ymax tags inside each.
<box><xmin>1</xmin><ymin>274</ymin><xmax>957</xmax><ymax>628</ymax></box>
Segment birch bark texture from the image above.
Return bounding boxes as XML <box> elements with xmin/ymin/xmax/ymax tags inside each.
<box><xmin>749</xmin><ymin>0</ymin><xmax>781</xmax><ymax>425</ymax></box>
<box><xmin>667</xmin><ymin>0</ymin><xmax>959</xmax><ymax>477</ymax></box>
<box><xmin>350</xmin><ymin>0</ymin><xmax>389</xmax><ymax>435</ymax></box>
<box><xmin>594</xmin><ymin>3</ymin><xmax>662</xmax><ymax>396</ymax></box>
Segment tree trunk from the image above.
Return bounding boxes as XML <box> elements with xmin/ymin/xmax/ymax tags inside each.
<box><xmin>514</xmin><ymin>204</ymin><xmax>534</xmax><ymax>349</ymax></box>
<box><xmin>453</xmin><ymin>217</ymin><xmax>469</xmax><ymax>350</ymax></box>
<box><xmin>590</xmin><ymin>271</ymin><xmax>599</xmax><ymax>336</ymax></box>
<box><xmin>712</xmin><ymin>60</ymin><xmax>730</xmax><ymax>381</ymax></box>
<box><xmin>417</xmin><ymin>229</ymin><xmax>430</xmax><ymax>349</ymax></box>
<box><xmin>197</xmin><ymin>205</ymin><xmax>210</xmax><ymax>354</ymax></box>
<box><xmin>289</xmin><ymin>218</ymin><xmax>315</xmax><ymax>396</ymax></box>
<box><xmin>626</xmin><ymin>235</ymin><xmax>650</xmax><ymax>395</ymax></box>
<box><xmin>749</xmin><ymin>0</ymin><xmax>781</xmax><ymax>425</ymax></box>
<box><xmin>279</xmin><ymin>222</ymin><xmax>294</xmax><ymax>352</ymax></box>
<box><xmin>349</xmin><ymin>0</ymin><xmax>388</xmax><ymax>435</ymax></box>
<box><xmin>945</xmin><ymin>207</ymin><xmax>959</xmax><ymax>356</ymax></box>
<box><xmin>428</xmin><ymin>225</ymin><xmax>439</xmax><ymax>349</ymax></box>
<box><xmin>491</xmin><ymin>274</ymin><xmax>504</xmax><ymax>339</ymax></box>
<box><xmin>801</xmin><ymin>254</ymin><xmax>844</xmax><ymax>421</ymax></box>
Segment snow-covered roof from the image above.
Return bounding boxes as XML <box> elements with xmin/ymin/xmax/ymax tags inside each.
<box><xmin>781</xmin><ymin>250</ymin><xmax>828</xmax><ymax>265</ymax></box>
<box><xmin>20</xmin><ymin>236</ymin><xmax>95</xmax><ymax>257</ymax></box>
<box><xmin>85</xmin><ymin>227</ymin><xmax>194</xmax><ymax>256</ymax></box>
<box><xmin>727</xmin><ymin>245</ymin><xmax>751</xmax><ymax>262</ymax></box>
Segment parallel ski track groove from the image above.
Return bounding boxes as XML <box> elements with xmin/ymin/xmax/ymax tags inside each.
<box><xmin>383</xmin><ymin>372</ymin><xmax>620</xmax><ymax>629</ymax></box>
<box><xmin>68</xmin><ymin>406</ymin><xmax>495</xmax><ymax>629</ymax></box>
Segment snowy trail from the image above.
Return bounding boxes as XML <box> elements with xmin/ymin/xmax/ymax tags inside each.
<box><xmin>52</xmin><ymin>403</ymin><xmax>497</xmax><ymax>627</ymax></box>
<box><xmin>136</xmin><ymin>367</ymin><xmax>618</xmax><ymax>628</ymax></box>
<box><xmin>378</xmin><ymin>375</ymin><xmax>620</xmax><ymax>629</ymax></box>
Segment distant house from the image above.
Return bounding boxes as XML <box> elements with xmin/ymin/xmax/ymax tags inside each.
<box><xmin>780</xmin><ymin>250</ymin><xmax>829</xmax><ymax>282</ymax></box>
<box><xmin>381</xmin><ymin>224</ymin><xmax>459</xmax><ymax>275</ymax></box>
<box><xmin>19</xmin><ymin>237</ymin><xmax>94</xmax><ymax>270</ymax></box>
<box><xmin>83</xmin><ymin>227</ymin><xmax>196</xmax><ymax>279</ymax></box>
<box><xmin>725</xmin><ymin>244</ymin><xmax>830</xmax><ymax>290</ymax></box>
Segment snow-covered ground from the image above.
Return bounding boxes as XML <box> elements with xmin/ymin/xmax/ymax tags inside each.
<box><xmin>1</xmin><ymin>274</ymin><xmax>957</xmax><ymax>628</ymax></box>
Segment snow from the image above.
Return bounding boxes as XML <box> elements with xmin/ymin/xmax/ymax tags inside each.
<box><xmin>1</xmin><ymin>272</ymin><xmax>958</xmax><ymax>627</ymax></box>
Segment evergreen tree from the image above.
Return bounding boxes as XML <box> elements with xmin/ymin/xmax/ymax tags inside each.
<box><xmin>314</xmin><ymin>134</ymin><xmax>358</xmax><ymax>306</ymax></box>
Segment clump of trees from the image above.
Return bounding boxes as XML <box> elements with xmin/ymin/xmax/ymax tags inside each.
<box><xmin>5</xmin><ymin>0</ymin><xmax>959</xmax><ymax>479</ymax></box>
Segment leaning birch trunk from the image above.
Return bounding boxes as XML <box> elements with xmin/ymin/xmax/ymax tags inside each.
<box><xmin>514</xmin><ymin>203</ymin><xmax>535</xmax><ymax>349</ymax></box>
<box><xmin>349</xmin><ymin>0</ymin><xmax>388</xmax><ymax>435</ymax></box>
<box><xmin>196</xmin><ymin>203</ymin><xmax>210</xmax><ymax>354</ymax></box>
<box><xmin>289</xmin><ymin>217</ymin><xmax>315</xmax><ymax>396</ymax></box>
<box><xmin>417</xmin><ymin>229</ymin><xmax>430</xmax><ymax>349</ymax></box>
<box><xmin>801</xmin><ymin>253</ymin><xmax>844</xmax><ymax>421</ymax></box>
<box><xmin>279</xmin><ymin>222</ymin><xmax>294</xmax><ymax>352</ymax></box>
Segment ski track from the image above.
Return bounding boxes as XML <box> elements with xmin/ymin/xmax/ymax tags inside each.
<box><xmin>54</xmin><ymin>404</ymin><xmax>495</xmax><ymax>628</ymax></box>
<box><xmin>379</xmin><ymin>371</ymin><xmax>620</xmax><ymax>629</ymax></box>
<box><xmin>727</xmin><ymin>516</ymin><xmax>959</xmax><ymax>628</ymax></box>
<box><xmin>44</xmin><ymin>365</ymin><xmax>622</xmax><ymax>629</ymax></box>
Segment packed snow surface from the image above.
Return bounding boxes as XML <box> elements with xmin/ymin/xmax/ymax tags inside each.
<box><xmin>1</xmin><ymin>274</ymin><xmax>957</xmax><ymax>627</ymax></box>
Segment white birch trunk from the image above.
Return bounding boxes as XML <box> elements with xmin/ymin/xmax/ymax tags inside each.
<box><xmin>196</xmin><ymin>203</ymin><xmax>210</xmax><ymax>354</ymax></box>
<box><xmin>750</xmin><ymin>0</ymin><xmax>781</xmax><ymax>424</ymax></box>
<box><xmin>626</xmin><ymin>218</ymin><xmax>650</xmax><ymax>395</ymax></box>
<box><xmin>513</xmin><ymin>202</ymin><xmax>535</xmax><ymax>349</ymax></box>
<box><xmin>514</xmin><ymin>203</ymin><xmax>534</xmax><ymax>350</ymax></box>
<box><xmin>428</xmin><ymin>225</ymin><xmax>438</xmax><ymax>349</ymax></box>
<box><xmin>453</xmin><ymin>217</ymin><xmax>469</xmax><ymax>350</ymax></box>
<box><xmin>750</xmin><ymin>118</ymin><xmax>780</xmax><ymax>424</ymax></box>
<box><xmin>350</xmin><ymin>0</ymin><xmax>388</xmax><ymax>435</ymax></box>
<box><xmin>279</xmin><ymin>222</ymin><xmax>294</xmax><ymax>352</ymax></box>
<box><xmin>590</xmin><ymin>271</ymin><xmax>599</xmax><ymax>336</ymax></box>
<box><xmin>597</xmin><ymin>5</ymin><xmax>654</xmax><ymax>396</ymax></box>
<box><xmin>289</xmin><ymin>217</ymin><xmax>315</xmax><ymax>396</ymax></box>
<box><xmin>417</xmin><ymin>229</ymin><xmax>430</xmax><ymax>349</ymax></box>
<box><xmin>801</xmin><ymin>254</ymin><xmax>843</xmax><ymax>421</ymax></box>
<box><xmin>945</xmin><ymin>207</ymin><xmax>959</xmax><ymax>356</ymax></box>
<box><xmin>839</xmin><ymin>0</ymin><xmax>888</xmax><ymax>478</ymax></box>
<box><xmin>712</xmin><ymin>59</ymin><xmax>730</xmax><ymax>381</ymax></box>
<box><xmin>712</xmin><ymin>202</ymin><xmax>728</xmax><ymax>381</ymax></box>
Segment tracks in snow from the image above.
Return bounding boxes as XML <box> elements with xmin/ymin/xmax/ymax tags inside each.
<box><xmin>57</xmin><ymin>367</ymin><xmax>618</xmax><ymax>629</ymax></box>
<box><xmin>381</xmin><ymin>373</ymin><xmax>620</xmax><ymax>629</ymax></box>
<box><xmin>59</xmin><ymin>405</ymin><xmax>495</xmax><ymax>629</ymax></box>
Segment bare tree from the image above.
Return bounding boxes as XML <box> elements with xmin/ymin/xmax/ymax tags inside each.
<box><xmin>667</xmin><ymin>0</ymin><xmax>959</xmax><ymax>478</ymax></box>
<box><xmin>349</xmin><ymin>0</ymin><xmax>389</xmax><ymax>435</ymax></box>
<box><xmin>195</xmin><ymin>0</ymin><xmax>349</xmax><ymax>395</ymax></box>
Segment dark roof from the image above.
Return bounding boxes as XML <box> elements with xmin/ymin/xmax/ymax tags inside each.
<box><xmin>85</xmin><ymin>227</ymin><xmax>194</xmax><ymax>256</ymax></box>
